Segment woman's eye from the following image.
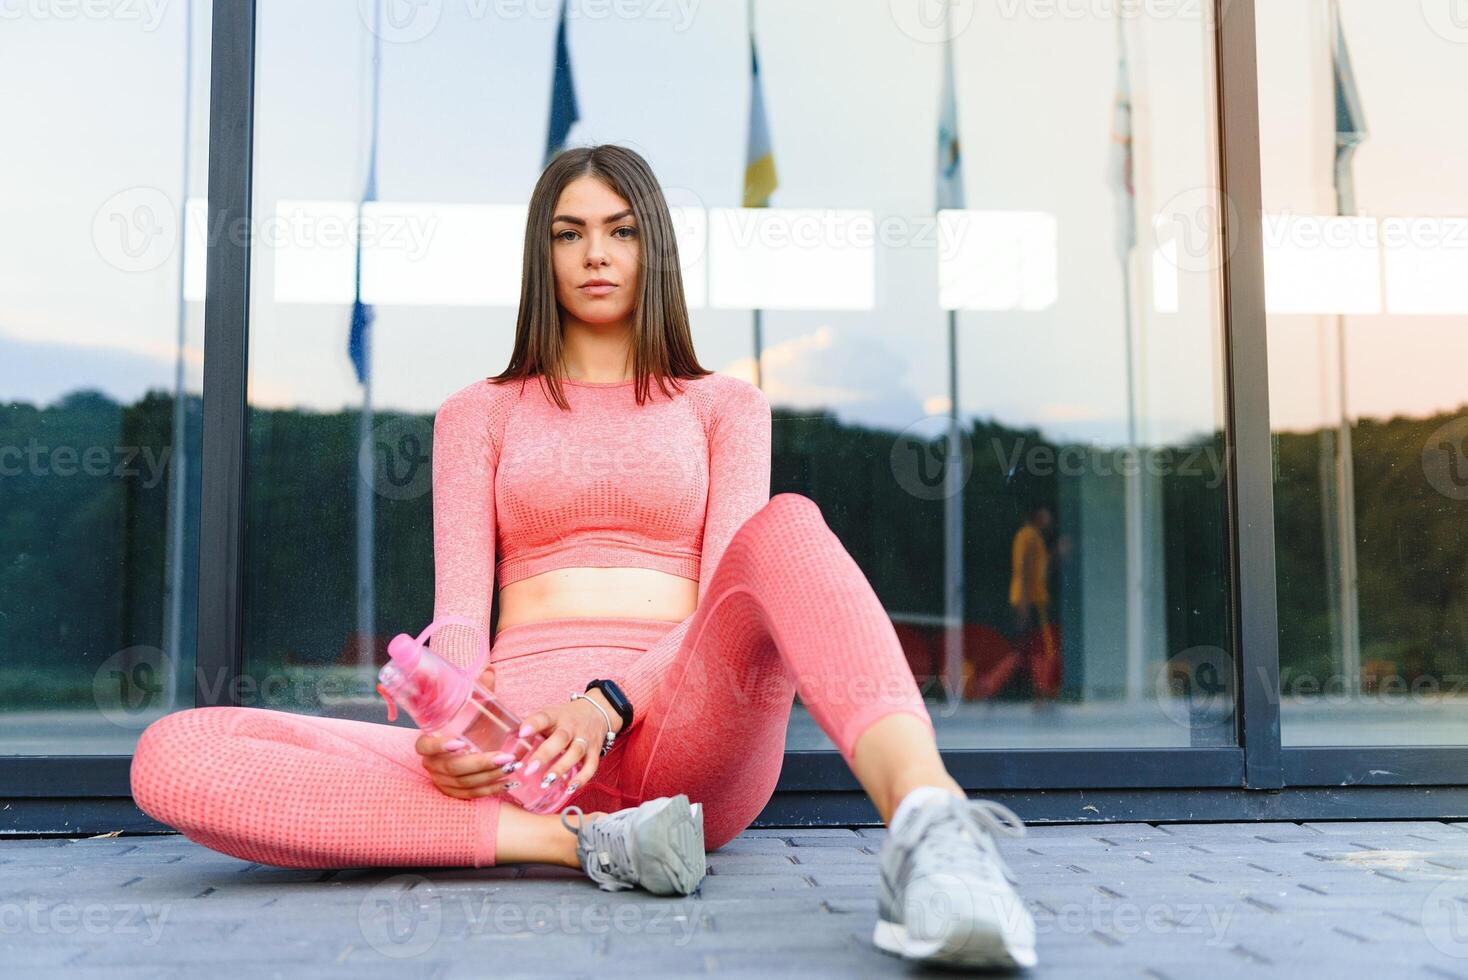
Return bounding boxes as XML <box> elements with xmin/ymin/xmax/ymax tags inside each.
<box><xmin>554</xmin><ymin>227</ymin><xmax>634</xmax><ymax>242</ymax></box>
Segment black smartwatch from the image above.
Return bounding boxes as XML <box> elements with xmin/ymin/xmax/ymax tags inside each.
<box><xmin>585</xmin><ymin>678</ymin><xmax>633</xmax><ymax>733</ymax></box>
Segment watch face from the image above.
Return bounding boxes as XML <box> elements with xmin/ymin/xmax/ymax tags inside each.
<box><xmin>595</xmin><ymin>680</ymin><xmax>632</xmax><ymax>721</ymax></box>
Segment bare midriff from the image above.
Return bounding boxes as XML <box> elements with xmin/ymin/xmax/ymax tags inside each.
<box><xmin>496</xmin><ymin>566</ymin><xmax>698</xmax><ymax>631</ymax></box>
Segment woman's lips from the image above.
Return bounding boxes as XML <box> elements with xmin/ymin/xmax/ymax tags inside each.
<box><xmin>580</xmin><ymin>284</ymin><xmax>617</xmax><ymax>296</ymax></box>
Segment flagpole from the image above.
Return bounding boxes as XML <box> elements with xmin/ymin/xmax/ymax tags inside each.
<box><xmin>162</xmin><ymin>0</ymin><xmax>196</xmax><ymax>711</ymax></box>
<box><xmin>943</xmin><ymin>307</ymin><xmax>963</xmax><ymax>706</ymax></box>
<box><xmin>1112</xmin><ymin>11</ymin><xmax>1145</xmax><ymax>703</ymax></box>
<box><xmin>355</xmin><ymin>1</ymin><xmax>383</xmax><ymax>671</ymax></box>
<box><xmin>939</xmin><ymin>11</ymin><xmax>963</xmax><ymax>707</ymax></box>
<box><xmin>1327</xmin><ymin>0</ymin><xmax>1362</xmax><ymax>693</ymax></box>
<box><xmin>747</xmin><ymin>0</ymin><xmax>767</xmax><ymax>390</ymax></box>
<box><xmin>935</xmin><ymin>5</ymin><xmax>964</xmax><ymax>708</ymax></box>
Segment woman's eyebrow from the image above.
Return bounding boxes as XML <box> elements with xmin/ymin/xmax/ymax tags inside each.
<box><xmin>551</xmin><ymin>209</ymin><xmax>634</xmax><ymax>226</ymax></box>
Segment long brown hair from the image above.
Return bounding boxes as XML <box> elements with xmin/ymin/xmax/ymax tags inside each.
<box><xmin>488</xmin><ymin>144</ymin><xmax>712</xmax><ymax>410</ymax></box>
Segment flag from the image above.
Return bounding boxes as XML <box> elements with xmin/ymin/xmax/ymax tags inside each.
<box><xmin>743</xmin><ymin>36</ymin><xmax>777</xmax><ymax>208</ymax></box>
<box><xmin>1332</xmin><ymin>5</ymin><xmax>1366</xmax><ymax>216</ymax></box>
<box><xmin>936</xmin><ymin>28</ymin><xmax>964</xmax><ymax>212</ymax></box>
<box><xmin>544</xmin><ymin>0</ymin><xmax>580</xmax><ymax>167</ymax></box>
<box><xmin>350</xmin><ymin>0</ymin><xmax>383</xmax><ymax>386</ymax></box>
<box><xmin>348</xmin><ymin>290</ymin><xmax>373</xmax><ymax>384</ymax></box>
<box><xmin>1107</xmin><ymin>16</ymin><xmax>1135</xmax><ymax>259</ymax></box>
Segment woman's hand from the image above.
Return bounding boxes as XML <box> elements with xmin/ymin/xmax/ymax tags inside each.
<box><xmin>516</xmin><ymin>695</ymin><xmax>613</xmax><ymax>794</ymax></box>
<box><xmin>415</xmin><ymin>665</ymin><xmax>521</xmax><ymax>801</ymax></box>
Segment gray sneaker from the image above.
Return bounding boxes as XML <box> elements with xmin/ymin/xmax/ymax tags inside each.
<box><xmin>874</xmin><ymin>794</ymin><xmax>1038</xmax><ymax>969</ymax></box>
<box><xmin>560</xmin><ymin>795</ymin><xmax>706</xmax><ymax>896</ymax></box>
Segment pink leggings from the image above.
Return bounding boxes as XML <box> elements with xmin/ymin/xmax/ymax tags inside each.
<box><xmin>130</xmin><ymin>493</ymin><xmax>934</xmax><ymax>869</ymax></box>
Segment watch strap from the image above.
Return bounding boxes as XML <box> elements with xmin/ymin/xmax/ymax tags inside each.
<box><xmin>585</xmin><ymin>678</ymin><xmax>633</xmax><ymax>732</ymax></box>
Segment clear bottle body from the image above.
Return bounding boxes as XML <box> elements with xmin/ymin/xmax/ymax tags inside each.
<box><xmin>447</xmin><ymin>681</ymin><xmax>580</xmax><ymax>814</ymax></box>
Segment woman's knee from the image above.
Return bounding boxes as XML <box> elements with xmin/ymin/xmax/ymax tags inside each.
<box><xmin>735</xmin><ymin>493</ymin><xmax>827</xmax><ymax>549</ymax></box>
<box><xmin>130</xmin><ymin>707</ymin><xmax>233</xmax><ymax>822</ymax></box>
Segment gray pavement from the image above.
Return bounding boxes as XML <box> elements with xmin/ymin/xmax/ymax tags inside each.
<box><xmin>3</xmin><ymin>819</ymin><xmax>1467</xmax><ymax>978</ymax></box>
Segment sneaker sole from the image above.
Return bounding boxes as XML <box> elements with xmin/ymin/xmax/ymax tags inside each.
<box><xmin>634</xmin><ymin>794</ymin><xmax>706</xmax><ymax>896</ymax></box>
<box><xmin>872</xmin><ymin>916</ymin><xmax>1038</xmax><ymax>969</ymax></box>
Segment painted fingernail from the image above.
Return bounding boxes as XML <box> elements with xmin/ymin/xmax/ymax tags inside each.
<box><xmin>505</xmin><ymin>781</ymin><xmax>520</xmax><ymax>790</ymax></box>
<box><xmin>442</xmin><ymin>738</ymin><xmax>467</xmax><ymax>752</ymax></box>
<box><xmin>501</xmin><ymin>761</ymin><xmax>521</xmax><ymax>774</ymax></box>
<box><xmin>518</xmin><ymin>723</ymin><xmax>533</xmax><ymax>737</ymax></box>
<box><xmin>566</xmin><ymin>782</ymin><xmax>579</xmax><ymax>794</ymax></box>
<box><xmin>524</xmin><ymin>759</ymin><xmax>541</xmax><ymax>776</ymax></box>
<box><xmin>490</xmin><ymin>752</ymin><xmax>516</xmax><ymax>765</ymax></box>
<box><xmin>540</xmin><ymin>772</ymin><xmax>558</xmax><ymax>789</ymax></box>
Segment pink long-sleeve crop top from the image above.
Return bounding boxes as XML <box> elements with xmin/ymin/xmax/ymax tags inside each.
<box><xmin>426</xmin><ymin>371</ymin><xmax>773</xmax><ymax>673</ymax></box>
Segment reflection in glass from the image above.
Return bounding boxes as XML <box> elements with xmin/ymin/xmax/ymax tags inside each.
<box><xmin>0</xmin><ymin>6</ymin><xmax>210</xmax><ymax>752</ymax></box>
<box><xmin>241</xmin><ymin>2</ymin><xmax>1234</xmax><ymax>752</ymax></box>
<box><xmin>1260</xmin><ymin>1</ymin><xmax>1468</xmax><ymax>745</ymax></box>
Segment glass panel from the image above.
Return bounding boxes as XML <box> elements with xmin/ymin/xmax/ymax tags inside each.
<box><xmin>1260</xmin><ymin>1</ymin><xmax>1468</xmax><ymax>746</ymax></box>
<box><xmin>243</xmin><ymin>2</ymin><xmax>1234</xmax><ymax>754</ymax></box>
<box><xmin>0</xmin><ymin>4</ymin><xmax>210</xmax><ymax>753</ymax></box>
<box><xmin>772</xmin><ymin>4</ymin><xmax>1233</xmax><ymax>750</ymax></box>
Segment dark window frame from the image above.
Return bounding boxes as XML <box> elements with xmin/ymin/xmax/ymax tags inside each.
<box><xmin>4</xmin><ymin>0</ymin><xmax>1462</xmax><ymax>829</ymax></box>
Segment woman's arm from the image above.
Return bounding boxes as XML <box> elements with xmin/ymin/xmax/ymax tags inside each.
<box><xmin>427</xmin><ymin>384</ymin><xmax>503</xmax><ymax>672</ymax></box>
<box><xmin>603</xmin><ymin>376</ymin><xmax>773</xmax><ymax>731</ymax></box>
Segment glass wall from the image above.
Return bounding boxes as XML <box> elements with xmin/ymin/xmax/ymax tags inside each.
<box><xmin>1259</xmin><ymin>1</ymin><xmax>1468</xmax><ymax>746</ymax></box>
<box><xmin>240</xmin><ymin>2</ymin><xmax>1234</xmax><ymax>752</ymax></box>
<box><xmin>0</xmin><ymin>4</ymin><xmax>210</xmax><ymax>753</ymax></box>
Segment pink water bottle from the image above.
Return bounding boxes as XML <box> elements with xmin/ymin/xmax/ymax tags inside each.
<box><xmin>374</xmin><ymin>616</ymin><xmax>579</xmax><ymax>814</ymax></box>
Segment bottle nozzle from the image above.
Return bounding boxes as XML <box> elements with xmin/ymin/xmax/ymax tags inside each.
<box><xmin>386</xmin><ymin>632</ymin><xmax>422</xmax><ymax>671</ymax></box>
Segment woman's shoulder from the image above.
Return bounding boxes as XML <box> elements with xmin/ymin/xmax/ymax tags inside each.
<box><xmin>444</xmin><ymin>376</ymin><xmax>527</xmax><ymax>405</ymax></box>
<box><xmin>436</xmin><ymin>377</ymin><xmax>523</xmax><ymax>434</ymax></box>
<box><xmin>682</xmin><ymin>372</ymin><xmax>769</xmax><ymax>417</ymax></box>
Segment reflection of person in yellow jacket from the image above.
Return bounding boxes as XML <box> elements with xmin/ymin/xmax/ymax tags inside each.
<box><xmin>1009</xmin><ymin>503</ymin><xmax>1059</xmax><ymax>703</ymax></box>
<box><xmin>1009</xmin><ymin>508</ymin><xmax>1050</xmax><ymax>612</ymax></box>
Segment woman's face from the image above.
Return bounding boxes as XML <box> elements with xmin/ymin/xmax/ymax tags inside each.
<box><xmin>550</xmin><ymin>177</ymin><xmax>640</xmax><ymax>327</ymax></box>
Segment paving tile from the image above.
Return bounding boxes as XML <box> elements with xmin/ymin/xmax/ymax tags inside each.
<box><xmin>736</xmin><ymin>828</ymin><xmax>860</xmax><ymax>838</ymax></box>
<box><xmin>10</xmin><ymin>821</ymin><xmax>1468</xmax><ymax>977</ymax></box>
<box><xmin>1303</xmin><ymin>821</ymin><xmax>1466</xmax><ymax>836</ymax></box>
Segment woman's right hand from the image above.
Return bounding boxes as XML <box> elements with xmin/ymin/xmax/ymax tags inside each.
<box><xmin>414</xmin><ymin>666</ymin><xmax>519</xmax><ymax>800</ymax></box>
<box><xmin>415</xmin><ymin>731</ymin><xmax>521</xmax><ymax>800</ymax></box>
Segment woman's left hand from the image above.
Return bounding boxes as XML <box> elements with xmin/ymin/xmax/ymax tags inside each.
<box><xmin>517</xmin><ymin>698</ymin><xmax>610</xmax><ymax>794</ymax></box>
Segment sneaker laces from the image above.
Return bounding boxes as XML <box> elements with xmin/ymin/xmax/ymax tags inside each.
<box><xmin>901</xmin><ymin>796</ymin><xmax>1027</xmax><ymax>888</ymax></box>
<box><xmin>560</xmin><ymin>805</ymin><xmax>636</xmax><ymax>892</ymax></box>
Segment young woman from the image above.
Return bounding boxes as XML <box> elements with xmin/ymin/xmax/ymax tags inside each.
<box><xmin>130</xmin><ymin>145</ymin><xmax>1038</xmax><ymax>970</ymax></box>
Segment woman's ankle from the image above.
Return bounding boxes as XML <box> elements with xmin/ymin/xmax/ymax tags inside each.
<box><xmin>553</xmin><ymin>810</ymin><xmax>606</xmax><ymax>868</ymax></box>
<box><xmin>884</xmin><ymin>778</ymin><xmax>965</xmax><ymax>825</ymax></box>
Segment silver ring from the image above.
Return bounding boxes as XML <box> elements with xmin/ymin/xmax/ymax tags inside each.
<box><xmin>571</xmin><ymin>736</ymin><xmax>589</xmax><ymax>748</ymax></box>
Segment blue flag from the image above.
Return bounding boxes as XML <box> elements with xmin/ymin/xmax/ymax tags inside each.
<box><xmin>1332</xmin><ymin>8</ymin><xmax>1366</xmax><ymax>216</ymax></box>
<box><xmin>544</xmin><ymin>0</ymin><xmax>580</xmax><ymax>166</ymax></box>
<box><xmin>350</xmin><ymin>0</ymin><xmax>383</xmax><ymax>386</ymax></box>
